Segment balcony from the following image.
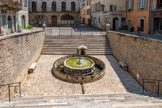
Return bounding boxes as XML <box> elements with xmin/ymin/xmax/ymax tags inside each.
<box><xmin>0</xmin><ymin>0</ymin><xmax>22</xmax><ymax>12</ymax></box>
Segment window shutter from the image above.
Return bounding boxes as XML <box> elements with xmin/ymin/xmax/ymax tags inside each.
<box><xmin>137</xmin><ymin>0</ymin><xmax>140</xmax><ymax>10</ymax></box>
<box><xmin>144</xmin><ymin>0</ymin><xmax>148</xmax><ymax>9</ymax></box>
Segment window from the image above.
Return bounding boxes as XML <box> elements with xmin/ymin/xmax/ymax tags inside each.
<box><xmin>42</xmin><ymin>2</ymin><xmax>47</xmax><ymax>12</ymax></box>
<box><xmin>24</xmin><ymin>0</ymin><xmax>27</xmax><ymax>7</ymax></box>
<box><xmin>52</xmin><ymin>2</ymin><xmax>56</xmax><ymax>12</ymax></box>
<box><xmin>128</xmin><ymin>0</ymin><xmax>133</xmax><ymax>11</ymax></box>
<box><xmin>62</xmin><ymin>2</ymin><xmax>66</xmax><ymax>11</ymax></box>
<box><xmin>110</xmin><ymin>5</ymin><xmax>117</xmax><ymax>11</ymax></box>
<box><xmin>158</xmin><ymin>0</ymin><xmax>162</xmax><ymax>8</ymax></box>
<box><xmin>87</xmin><ymin>9</ymin><xmax>90</xmax><ymax>15</ymax></box>
<box><xmin>140</xmin><ymin>0</ymin><xmax>145</xmax><ymax>9</ymax></box>
<box><xmin>32</xmin><ymin>2</ymin><xmax>37</xmax><ymax>12</ymax></box>
<box><xmin>138</xmin><ymin>0</ymin><xmax>147</xmax><ymax>10</ymax></box>
<box><xmin>71</xmin><ymin>2</ymin><xmax>76</xmax><ymax>12</ymax></box>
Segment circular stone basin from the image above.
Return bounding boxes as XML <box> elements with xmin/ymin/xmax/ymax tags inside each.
<box><xmin>64</xmin><ymin>57</ymin><xmax>95</xmax><ymax>76</ymax></box>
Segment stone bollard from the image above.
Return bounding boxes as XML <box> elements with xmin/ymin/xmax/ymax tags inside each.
<box><xmin>42</xmin><ymin>23</ymin><xmax>46</xmax><ymax>29</ymax></box>
<box><xmin>106</xmin><ymin>24</ymin><xmax>111</xmax><ymax>33</ymax></box>
<box><xmin>78</xmin><ymin>45</ymin><xmax>88</xmax><ymax>55</ymax></box>
<box><xmin>119</xmin><ymin>61</ymin><xmax>128</xmax><ymax>71</ymax></box>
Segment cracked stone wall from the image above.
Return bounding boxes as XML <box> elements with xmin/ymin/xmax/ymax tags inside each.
<box><xmin>0</xmin><ymin>30</ymin><xmax>45</xmax><ymax>100</ymax></box>
<box><xmin>107</xmin><ymin>31</ymin><xmax>162</xmax><ymax>94</ymax></box>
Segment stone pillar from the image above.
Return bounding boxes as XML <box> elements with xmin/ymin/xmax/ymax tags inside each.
<box><xmin>11</xmin><ymin>15</ymin><xmax>15</xmax><ymax>33</ymax></box>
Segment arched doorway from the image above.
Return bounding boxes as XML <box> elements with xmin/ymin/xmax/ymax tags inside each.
<box><xmin>61</xmin><ymin>14</ymin><xmax>74</xmax><ymax>26</ymax></box>
<box><xmin>113</xmin><ymin>18</ymin><xmax>119</xmax><ymax>30</ymax></box>
<box><xmin>51</xmin><ymin>16</ymin><xmax>57</xmax><ymax>27</ymax></box>
<box><xmin>8</xmin><ymin>16</ymin><xmax>12</xmax><ymax>34</ymax></box>
<box><xmin>22</xmin><ymin>15</ymin><xmax>26</xmax><ymax>29</ymax></box>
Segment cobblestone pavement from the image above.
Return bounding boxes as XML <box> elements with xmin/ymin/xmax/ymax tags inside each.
<box><xmin>21</xmin><ymin>55</ymin><xmax>142</xmax><ymax>97</ymax></box>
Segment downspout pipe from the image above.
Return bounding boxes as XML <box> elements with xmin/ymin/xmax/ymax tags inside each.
<box><xmin>149</xmin><ymin>0</ymin><xmax>152</xmax><ymax>34</ymax></box>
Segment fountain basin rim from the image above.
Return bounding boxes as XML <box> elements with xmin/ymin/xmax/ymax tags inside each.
<box><xmin>64</xmin><ymin>57</ymin><xmax>95</xmax><ymax>70</ymax></box>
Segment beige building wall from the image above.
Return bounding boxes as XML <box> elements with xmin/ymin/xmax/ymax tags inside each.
<box><xmin>80</xmin><ymin>0</ymin><xmax>91</xmax><ymax>25</ymax></box>
<box><xmin>91</xmin><ymin>0</ymin><xmax>126</xmax><ymax>30</ymax></box>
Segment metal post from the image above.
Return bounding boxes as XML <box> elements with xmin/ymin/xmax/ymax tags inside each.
<box><xmin>59</xmin><ymin>27</ymin><xmax>60</xmax><ymax>36</ymax></box>
<box><xmin>142</xmin><ymin>79</ymin><xmax>144</xmax><ymax>94</ymax></box>
<box><xmin>80</xmin><ymin>26</ymin><xmax>81</xmax><ymax>36</ymax></box>
<box><xmin>158</xmin><ymin>80</ymin><xmax>160</xmax><ymax>97</ymax></box>
<box><xmin>19</xmin><ymin>82</ymin><xmax>21</xmax><ymax>97</ymax></box>
<box><xmin>51</xmin><ymin>28</ymin><xmax>52</xmax><ymax>36</ymax></box>
<box><xmin>8</xmin><ymin>84</ymin><xmax>11</xmax><ymax>102</ymax></box>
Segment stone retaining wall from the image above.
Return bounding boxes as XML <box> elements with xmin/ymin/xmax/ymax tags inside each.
<box><xmin>107</xmin><ymin>30</ymin><xmax>162</xmax><ymax>94</ymax></box>
<box><xmin>0</xmin><ymin>29</ymin><xmax>45</xmax><ymax>100</ymax></box>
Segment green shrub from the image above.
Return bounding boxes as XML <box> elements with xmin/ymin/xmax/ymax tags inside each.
<box><xmin>26</xmin><ymin>25</ymin><xmax>33</xmax><ymax>30</ymax></box>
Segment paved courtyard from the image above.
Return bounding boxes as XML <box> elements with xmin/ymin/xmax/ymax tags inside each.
<box><xmin>21</xmin><ymin>55</ymin><xmax>142</xmax><ymax>97</ymax></box>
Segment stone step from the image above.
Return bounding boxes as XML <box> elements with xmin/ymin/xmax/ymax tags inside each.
<box><xmin>45</xmin><ymin>35</ymin><xmax>107</xmax><ymax>38</ymax></box>
<box><xmin>43</xmin><ymin>41</ymin><xmax>109</xmax><ymax>44</ymax></box>
<box><xmin>43</xmin><ymin>46</ymin><xmax>111</xmax><ymax>48</ymax></box>
<box><xmin>1</xmin><ymin>93</ymin><xmax>161</xmax><ymax>108</ymax></box>
<box><xmin>42</xmin><ymin>47</ymin><xmax>111</xmax><ymax>49</ymax></box>
<box><xmin>42</xmin><ymin>35</ymin><xmax>111</xmax><ymax>55</ymax></box>
<box><xmin>41</xmin><ymin>51</ymin><xmax>113</xmax><ymax>55</ymax></box>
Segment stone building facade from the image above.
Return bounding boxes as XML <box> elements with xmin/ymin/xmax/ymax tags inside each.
<box><xmin>91</xmin><ymin>0</ymin><xmax>126</xmax><ymax>30</ymax></box>
<box><xmin>28</xmin><ymin>0</ymin><xmax>81</xmax><ymax>27</ymax></box>
<box><xmin>0</xmin><ymin>0</ymin><xmax>22</xmax><ymax>35</ymax></box>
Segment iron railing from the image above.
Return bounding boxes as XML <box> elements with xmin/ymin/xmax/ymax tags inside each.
<box><xmin>142</xmin><ymin>79</ymin><xmax>162</xmax><ymax>97</ymax></box>
<box><xmin>0</xmin><ymin>82</ymin><xmax>21</xmax><ymax>102</ymax></box>
<box><xmin>45</xmin><ymin>27</ymin><xmax>106</xmax><ymax>36</ymax></box>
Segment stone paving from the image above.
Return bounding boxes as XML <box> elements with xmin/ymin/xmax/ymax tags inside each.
<box><xmin>21</xmin><ymin>55</ymin><xmax>142</xmax><ymax>97</ymax></box>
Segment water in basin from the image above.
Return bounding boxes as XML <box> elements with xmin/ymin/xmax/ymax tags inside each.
<box><xmin>66</xmin><ymin>57</ymin><xmax>93</xmax><ymax>69</ymax></box>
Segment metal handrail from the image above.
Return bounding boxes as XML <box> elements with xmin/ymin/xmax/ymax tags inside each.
<box><xmin>0</xmin><ymin>82</ymin><xmax>21</xmax><ymax>102</ymax></box>
<box><xmin>142</xmin><ymin>79</ymin><xmax>161</xmax><ymax>97</ymax></box>
<box><xmin>46</xmin><ymin>27</ymin><xmax>106</xmax><ymax>36</ymax></box>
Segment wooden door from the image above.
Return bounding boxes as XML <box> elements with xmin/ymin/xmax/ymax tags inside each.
<box><xmin>140</xmin><ymin>19</ymin><xmax>144</xmax><ymax>32</ymax></box>
<box><xmin>52</xmin><ymin>16</ymin><xmax>57</xmax><ymax>27</ymax></box>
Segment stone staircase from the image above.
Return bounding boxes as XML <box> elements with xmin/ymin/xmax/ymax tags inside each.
<box><xmin>42</xmin><ymin>35</ymin><xmax>112</xmax><ymax>55</ymax></box>
<box><xmin>0</xmin><ymin>93</ymin><xmax>162</xmax><ymax>108</ymax></box>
